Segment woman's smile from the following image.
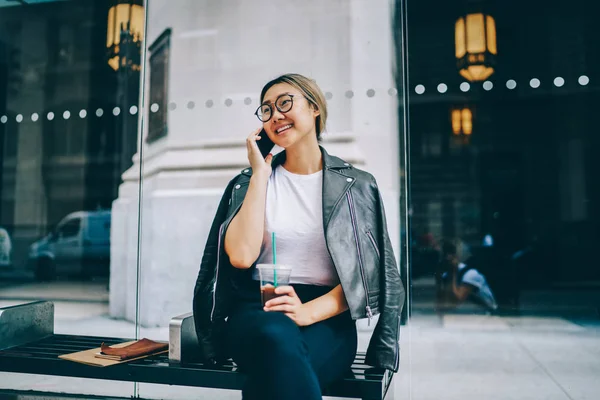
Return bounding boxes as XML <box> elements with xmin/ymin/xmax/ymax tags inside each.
<box><xmin>275</xmin><ymin>124</ymin><xmax>293</xmax><ymax>135</ymax></box>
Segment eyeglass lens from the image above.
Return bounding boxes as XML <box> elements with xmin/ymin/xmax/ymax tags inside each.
<box><xmin>256</xmin><ymin>94</ymin><xmax>294</xmax><ymax>122</ymax></box>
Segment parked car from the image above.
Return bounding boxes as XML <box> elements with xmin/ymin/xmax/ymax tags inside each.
<box><xmin>0</xmin><ymin>227</ymin><xmax>12</xmax><ymax>269</ymax></box>
<box><xmin>28</xmin><ymin>210</ymin><xmax>111</xmax><ymax>280</ymax></box>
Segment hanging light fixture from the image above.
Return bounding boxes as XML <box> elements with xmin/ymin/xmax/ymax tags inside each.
<box><xmin>107</xmin><ymin>0</ymin><xmax>144</xmax><ymax>71</ymax></box>
<box><xmin>451</xmin><ymin>107</ymin><xmax>473</xmax><ymax>136</ymax></box>
<box><xmin>455</xmin><ymin>12</ymin><xmax>497</xmax><ymax>82</ymax></box>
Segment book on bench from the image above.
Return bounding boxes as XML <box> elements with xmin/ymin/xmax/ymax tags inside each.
<box><xmin>96</xmin><ymin>338</ymin><xmax>168</xmax><ymax>361</ymax></box>
<box><xmin>59</xmin><ymin>338</ymin><xmax>168</xmax><ymax>367</ymax></box>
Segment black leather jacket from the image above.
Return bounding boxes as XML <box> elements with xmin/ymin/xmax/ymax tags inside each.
<box><xmin>193</xmin><ymin>147</ymin><xmax>406</xmax><ymax>372</ymax></box>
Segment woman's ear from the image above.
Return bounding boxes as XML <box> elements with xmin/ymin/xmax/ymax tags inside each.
<box><xmin>311</xmin><ymin>104</ymin><xmax>320</xmax><ymax>117</ymax></box>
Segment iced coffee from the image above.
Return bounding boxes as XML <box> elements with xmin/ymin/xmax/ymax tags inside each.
<box><xmin>256</xmin><ymin>264</ymin><xmax>292</xmax><ymax>306</ymax></box>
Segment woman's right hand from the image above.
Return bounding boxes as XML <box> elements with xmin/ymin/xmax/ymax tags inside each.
<box><xmin>246</xmin><ymin>127</ymin><xmax>273</xmax><ymax>178</ymax></box>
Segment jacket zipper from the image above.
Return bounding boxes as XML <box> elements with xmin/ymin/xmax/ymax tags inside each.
<box><xmin>366</xmin><ymin>230</ymin><xmax>380</xmax><ymax>259</ymax></box>
<box><xmin>346</xmin><ymin>191</ymin><xmax>373</xmax><ymax>325</ymax></box>
<box><xmin>210</xmin><ymin>223</ymin><xmax>225</xmax><ymax>322</ymax></box>
<box><xmin>211</xmin><ymin>185</ymin><xmax>245</xmax><ymax>322</ymax></box>
<box><xmin>394</xmin><ymin>318</ymin><xmax>401</xmax><ymax>369</ymax></box>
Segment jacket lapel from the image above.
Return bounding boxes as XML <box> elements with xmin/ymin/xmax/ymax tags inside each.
<box><xmin>321</xmin><ymin>148</ymin><xmax>355</xmax><ymax>233</ymax></box>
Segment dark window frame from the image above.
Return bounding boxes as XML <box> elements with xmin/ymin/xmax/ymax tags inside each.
<box><xmin>146</xmin><ymin>28</ymin><xmax>171</xmax><ymax>143</ymax></box>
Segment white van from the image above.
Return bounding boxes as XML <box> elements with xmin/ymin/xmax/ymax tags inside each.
<box><xmin>28</xmin><ymin>210</ymin><xmax>111</xmax><ymax>280</ymax></box>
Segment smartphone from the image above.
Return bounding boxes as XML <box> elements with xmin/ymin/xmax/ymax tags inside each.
<box><xmin>256</xmin><ymin>129</ymin><xmax>275</xmax><ymax>158</ymax></box>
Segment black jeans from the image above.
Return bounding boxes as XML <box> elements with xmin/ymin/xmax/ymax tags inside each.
<box><xmin>226</xmin><ymin>283</ymin><xmax>358</xmax><ymax>400</ymax></box>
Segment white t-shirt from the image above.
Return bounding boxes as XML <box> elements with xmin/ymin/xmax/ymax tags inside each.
<box><xmin>252</xmin><ymin>165</ymin><xmax>340</xmax><ymax>287</ymax></box>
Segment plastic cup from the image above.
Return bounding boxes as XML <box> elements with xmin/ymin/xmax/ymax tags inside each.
<box><xmin>256</xmin><ymin>264</ymin><xmax>292</xmax><ymax>306</ymax></box>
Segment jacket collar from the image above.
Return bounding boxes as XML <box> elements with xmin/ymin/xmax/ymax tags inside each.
<box><xmin>239</xmin><ymin>146</ymin><xmax>355</xmax><ymax>232</ymax></box>
<box><xmin>240</xmin><ymin>146</ymin><xmax>352</xmax><ymax>177</ymax></box>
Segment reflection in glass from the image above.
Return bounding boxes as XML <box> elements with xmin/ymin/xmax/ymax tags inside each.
<box><xmin>409</xmin><ymin>0</ymin><xmax>600</xmax><ymax>396</ymax></box>
<box><xmin>107</xmin><ymin>0</ymin><xmax>144</xmax><ymax>72</ymax></box>
<box><xmin>451</xmin><ymin>107</ymin><xmax>472</xmax><ymax>136</ymax></box>
<box><xmin>0</xmin><ymin>0</ymin><xmax>143</xmax><ymax>396</ymax></box>
<box><xmin>455</xmin><ymin>12</ymin><xmax>497</xmax><ymax>82</ymax></box>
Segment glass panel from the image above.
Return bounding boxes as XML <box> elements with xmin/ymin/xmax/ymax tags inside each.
<box><xmin>407</xmin><ymin>0</ymin><xmax>599</xmax><ymax>399</ymax></box>
<box><xmin>0</xmin><ymin>0</ymin><xmax>144</xmax><ymax>397</ymax></box>
<box><xmin>137</xmin><ymin>0</ymin><xmax>408</xmax><ymax>398</ymax></box>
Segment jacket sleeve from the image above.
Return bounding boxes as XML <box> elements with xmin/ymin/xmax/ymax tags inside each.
<box><xmin>365</xmin><ymin>178</ymin><xmax>406</xmax><ymax>372</ymax></box>
<box><xmin>192</xmin><ymin>178</ymin><xmax>237</xmax><ymax>364</ymax></box>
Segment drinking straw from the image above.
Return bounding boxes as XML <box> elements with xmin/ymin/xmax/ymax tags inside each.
<box><xmin>272</xmin><ymin>232</ymin><xmax>277</xmax><ymax>287</ymax></box>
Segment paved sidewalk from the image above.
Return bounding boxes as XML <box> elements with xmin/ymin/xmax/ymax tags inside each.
<box><xmin>398</xmin><ymin>313</ymin><xmax>600</xmax><ymax>400</ymax></box>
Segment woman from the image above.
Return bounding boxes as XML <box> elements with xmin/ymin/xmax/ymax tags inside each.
<box><xmin>193</xmin><ymin>73</ymin><xmax>405</xmax><ymax>400</ymax></box>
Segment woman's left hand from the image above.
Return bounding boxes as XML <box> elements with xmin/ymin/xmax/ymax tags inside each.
<box><xmin>264</xmin><ymin>286</ymin><xmax>314</xmax><ymax>327</ymax></box>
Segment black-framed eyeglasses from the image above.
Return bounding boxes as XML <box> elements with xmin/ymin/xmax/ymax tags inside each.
<box><xmin>254</xmin><ymin>93</ymin><xmax>305</xmax><ymax>122</ymax></box>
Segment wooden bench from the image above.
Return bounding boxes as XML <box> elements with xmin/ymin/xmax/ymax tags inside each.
<box><xmin>0</xmin><ymin>301</ymin><xmax>396</xmax><ymax>399</ymax></box>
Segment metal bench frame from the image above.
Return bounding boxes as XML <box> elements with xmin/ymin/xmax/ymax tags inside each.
<box><xmin>0</xmin><ymin>302</ymin><xmax>396</xmax><ymax>400</ymax></box>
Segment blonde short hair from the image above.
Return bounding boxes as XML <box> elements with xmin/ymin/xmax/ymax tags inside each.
<box><xmin>260</xmin><ymin>73</ymin><xmax>327</xmax><ymax>141</ymax></box>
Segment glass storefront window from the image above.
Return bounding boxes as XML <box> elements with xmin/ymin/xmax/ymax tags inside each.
<box><xmin>0</xmin><ymin>0</ymin><xmax>143</xmax><ymax>397</ymax></box>
<box><xmin>134</xmin><ymin>0</ymin><xmax>408</xmax><ymax>398</ymax></box>
<box><xmin>406</xmin><ymin>0</ymin><xmax>599</xmax><ymax>398</ymax></box>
